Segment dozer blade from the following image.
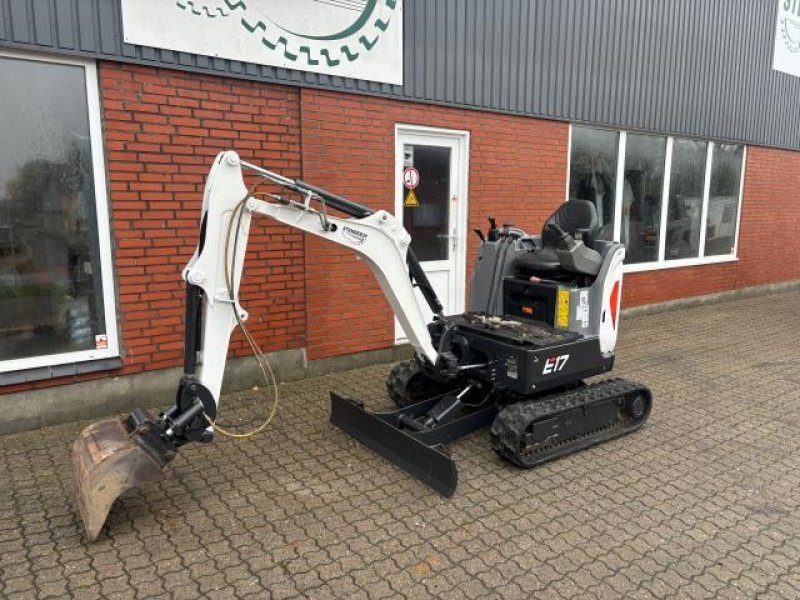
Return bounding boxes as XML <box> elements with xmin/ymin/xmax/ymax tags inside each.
<box><xmin>330</xmin><ymin>392</ymin><xmax>458</xmax><ymax>496</ymax></box>
<box><xmin>331</xmin><ymin>391</ymin><xmax>498</xmax><ymax>497</ymax></box>
<box><xmin>72</xmin><ymin>410</ymin><xmax>173</xmax><ymax>541</ymax></box>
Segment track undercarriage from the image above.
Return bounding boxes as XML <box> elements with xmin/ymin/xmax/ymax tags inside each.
<box><xmin>331</xmin><ymin>313</ymin><xmax>652</xmax><ymax>495</ymax></box>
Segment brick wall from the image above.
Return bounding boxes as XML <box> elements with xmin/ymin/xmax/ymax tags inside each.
<box><xmin>103</xmin><ymin>63</ymin><xmax>306</xmax><ymax>371</ymax></box>
<box><xmin>301</xmin><ymin>88</ymin><xmax>568</xmax><ymax>359</ymax></box>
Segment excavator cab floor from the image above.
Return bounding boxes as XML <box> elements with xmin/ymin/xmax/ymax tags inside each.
<box><xmin>72</xmin><ymin>410</ymin><xmax>173</xmax><ymax>541</ymax></box>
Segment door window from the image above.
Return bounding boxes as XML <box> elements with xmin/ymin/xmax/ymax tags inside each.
<box><xmin>402</xmin><ymin>144</ymin><xmax>451</xmax><ymax>261</ymax></box>
<box><xmin>0</xmin><ymin>53</ymin><xmax>117</xmax><ymax>371</ymax></box>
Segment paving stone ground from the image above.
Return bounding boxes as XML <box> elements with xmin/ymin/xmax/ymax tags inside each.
<box><xmin>2</xmin><ymin>290</ymin><xmax>800</xmax><ymax>600</ymax></box>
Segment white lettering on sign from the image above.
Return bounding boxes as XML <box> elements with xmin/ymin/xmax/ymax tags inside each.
<box><xmin>121</xmin><ymin>0</ymin><xmax>404</xmax><ymax>85</ymax></box>
<box><xmin>774</xmin><ymin>0</ymin><xmax>800</xmax><ymax>77</ymax></box>
<box><xmin>403</xmin><ymin>166</ymin><xmax>420</xmax><ymax>190</ymax></box>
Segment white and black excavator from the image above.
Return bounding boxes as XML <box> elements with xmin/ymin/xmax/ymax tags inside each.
<box><xmin>73</xmin><ymin>151</ymin><xmax>652</xmax><ymax>540</ymax></box>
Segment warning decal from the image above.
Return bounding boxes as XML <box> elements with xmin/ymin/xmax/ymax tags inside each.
<box><xmin>404</xmin><ymin>189</ymin><xmax>419</xmax><ymax>207</ymax></box>
<box><xmin>556</xmin><ymin>289</ymin><xmax>570</xmax><ymax>329</ymax></box>
<box><xmin>403</xmin><ymin>166</ymin><xmax>420</xmax><ymax>190</ymax></box>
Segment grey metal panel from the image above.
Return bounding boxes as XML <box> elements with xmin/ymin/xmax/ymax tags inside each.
<box><xmin>1</xmin><ymin>0</ymin><xmax>799</xmax><ymax>149</ymax></box>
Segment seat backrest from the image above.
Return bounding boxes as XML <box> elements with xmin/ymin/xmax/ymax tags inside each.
<box><xmin>541</xmin><ymin>199</ymin><xmax>599</xmax><ymax>250</ymax></box>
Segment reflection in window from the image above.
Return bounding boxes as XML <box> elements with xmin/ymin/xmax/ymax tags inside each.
<box><xmin>0</xmin><ymin>56</ymin><xmax>108</xmax><ymax>364</ymax></box>
<box><xmin>621</xmin><ymin>134</ymin><xmax>666</xmax><ymax>264</ymax></box>
<box><xmin>567</xmin><ymin>125</ymin><xmax>746</xmax><ymax>268</ymax></box>
<box><xmin>568</xmin><ymin>127</ymin><xmax>617</xmax><ymax>241</ymax></box>
<box><xmin>666</xmin><ymin>139</ymin><xmax>707</xmax><ymax>260</ymax></box>
<box><xmin>705</xmin><ymin>144</ymin><xmax>743</xmax><ymax>256</ymax></box>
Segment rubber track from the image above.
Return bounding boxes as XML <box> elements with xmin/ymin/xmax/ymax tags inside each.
<box><xmin>490</xmin><ymin>378</ymin><xmax>651</xmax><ymax>468</ymax></box>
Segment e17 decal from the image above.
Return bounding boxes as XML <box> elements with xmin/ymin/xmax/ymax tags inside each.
<box><xmin>542</xmin><ymin>354</ymin><xmax>570</xmax><ymax>375</ymax></box>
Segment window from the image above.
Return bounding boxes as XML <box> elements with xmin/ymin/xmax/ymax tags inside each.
<box><xmin>621</xmin><ymin>134</ymin><xmax>666</xmax><ymax>264</ymax></box>
<box><xmin>705</xmin><ymin>144</ymin><xmax>744</xmax><ymax>257</ymax></box>
<box><xmin>666</xmin><ymin>139</ymin><xmax>707</xmax><ymax>260</ymax></box>
<box><xmin>567</xmin><ymin>127</ymin><xmax>618</xmax><ymax>240</ymax></box>
<box><xmin>401</xmin><ymin>143</ymin><xmax>451</xmax><ymax>261</ymax></box>
<box><xmin>0</xmin><ymin>52</ymin><xmax>118</xmax><ymax>373</ymax></box>
<box><xmin>568</xmin><ymin>125</ymin><xmax>745</xmax><ymax>271</ymax></box>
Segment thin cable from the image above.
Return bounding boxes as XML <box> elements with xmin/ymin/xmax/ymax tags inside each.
<box><xmin>205</xmin><ymin>184</ymin><xmax>280</xmax><ymax>438</ymax></box>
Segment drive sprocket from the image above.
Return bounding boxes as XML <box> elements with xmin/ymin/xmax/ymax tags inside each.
<box><xmin>386</xmin><ymin>359</ymin><xmax>461</xmax><ymax>408</ymax></box>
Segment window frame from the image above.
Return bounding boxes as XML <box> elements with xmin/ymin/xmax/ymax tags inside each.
<box><xmin>566</xmin><ymin>124</ymin><xmax>747</xmax><ymax>274</ymax></box>
<box><xmin>0</xmin><ymin>49</ymin><xmax>120</xmax><ymax>373</ymax></box>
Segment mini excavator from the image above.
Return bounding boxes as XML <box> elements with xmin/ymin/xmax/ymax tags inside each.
<box><xmin>72</xmin><ymin>151</ymin><xmax>652</xmax><ymax>540</ymax></box>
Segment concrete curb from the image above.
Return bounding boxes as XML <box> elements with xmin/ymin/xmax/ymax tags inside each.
<box><xmin>0</xmin><ymin>345</ymin><xmax>413</xmax><ymax>435</ymax></box>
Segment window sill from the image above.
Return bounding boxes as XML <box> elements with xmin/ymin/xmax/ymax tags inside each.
<box><xmin>623</xmin><ymin>254</ymin><xmax>738</xmax><ymax>274</ymax></box>
<box><xmin>0</xmin><ymin>357</ymin><xmax>123</xmax><ymax>386</ymax></box>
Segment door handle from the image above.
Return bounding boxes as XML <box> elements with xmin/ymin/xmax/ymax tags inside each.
<box><xmin>436</xmin><ymin>232</ymin><xmax>458</xmax><ymax>252</ymax></box>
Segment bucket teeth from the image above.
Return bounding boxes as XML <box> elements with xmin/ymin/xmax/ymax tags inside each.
<box><xmin>72</xmin><ymin>411</ymin><xmax>172</xmax><ymax>541</ymax></box>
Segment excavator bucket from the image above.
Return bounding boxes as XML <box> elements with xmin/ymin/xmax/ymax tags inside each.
<box><xmin>72</xmin><ymin>410</ymin><xmax>173</xmax><ymax>541</ymax></box>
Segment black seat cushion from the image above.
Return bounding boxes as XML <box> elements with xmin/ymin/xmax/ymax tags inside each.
<box><xmin>513</xmin><ymin>246</ymin><xmax>561</xmax><ymax>274</ymax></box>
<box><xmin>513</xmin><ymin>200</ymin><xmax>599</xmax><ymax>277</ymax></box>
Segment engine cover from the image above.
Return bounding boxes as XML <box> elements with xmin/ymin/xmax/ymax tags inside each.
<box><xmin>447</xmin><ymin>313</ymin><xmax>613</xmax><ymax>395</ymax></box>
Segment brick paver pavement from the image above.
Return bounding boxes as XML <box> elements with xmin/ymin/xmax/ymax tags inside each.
<box><xmin>1</xmin><ymin>290</ymin><xmax>799</xmax><ymax>599</ymax></box>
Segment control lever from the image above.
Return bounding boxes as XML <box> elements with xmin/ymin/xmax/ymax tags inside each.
<box><xmin>487</xmin><ymin>216</ymin><xmax>499</xmax><ymax>242</ymax></box>
<box><xmin>547</xmin><ymin>222</ymin><xmax>577</xmax><ymax>250</ymax></box>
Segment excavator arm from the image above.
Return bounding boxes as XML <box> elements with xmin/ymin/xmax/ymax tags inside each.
<box><xmin>72</xmin><ymin>151</ymin><xmax>448</xmax><ymax>540</ymax></box>
<box><xmin>185</xmin><ymin>151</ymin><xmax>441</xmax><ymax>410</ymax></box>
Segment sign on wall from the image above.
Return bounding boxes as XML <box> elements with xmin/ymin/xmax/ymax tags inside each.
<box><xmin>121</xmin><ymin>0</ymin><xmax>403</xmax><ymax>85</ymax></box>
<box><xmin>774</xmin><ymin>0</ymin><xmax>800</xmax><ymax>77</ymax></box>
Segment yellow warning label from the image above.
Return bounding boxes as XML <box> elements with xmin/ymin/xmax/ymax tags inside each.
<box><xmin>404</xmin><ymin>189</ymin><xmax>419</xmax><ymax>207</ymax></box>
<box><xmin>556</xmin><ymin>289</ymin><xmax>570</xmax><ymax>329</ymax></box>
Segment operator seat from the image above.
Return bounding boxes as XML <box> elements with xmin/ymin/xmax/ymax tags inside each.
<box><xmin>513</xmin><ymin>199</ymin><xmax>599</xmax><ymax>278</ymax></box>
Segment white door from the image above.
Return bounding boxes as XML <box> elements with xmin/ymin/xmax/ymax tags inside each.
<box><xmin>394</xmin><ymin>125</ymin><xmax>469</xmax><ymax>343</ymax></box>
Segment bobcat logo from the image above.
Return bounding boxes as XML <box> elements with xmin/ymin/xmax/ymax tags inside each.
<box><xmin>174</xmin><ymin>0</ymin><xmax>398</xmax><ymax>67</ymax></box>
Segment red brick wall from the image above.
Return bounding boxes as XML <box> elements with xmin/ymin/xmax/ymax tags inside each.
<box><xmin>623</xmin><ymin>145</ymin><xmax>800</xmax><ymax>306</ymax></box>
<box><xmin>103</xmin><ymin>63</ymin><xmax>306</xmax><ymax>372</ymax></box>
<box><xmin>301</xmin><ymin>88</ymin><xmax>568</xmax><ymax>359</ymax></box>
